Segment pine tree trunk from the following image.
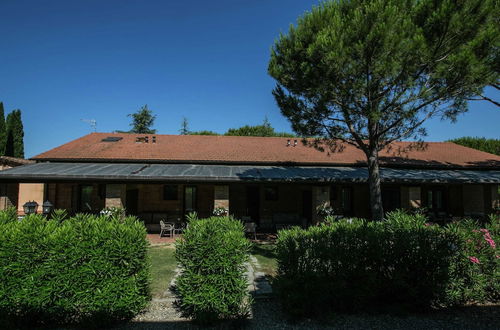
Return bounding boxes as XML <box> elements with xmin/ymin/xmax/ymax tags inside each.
<box><xmin>367</xmin><ymin>147</ymin><xmax>384</xmax><ymax>221</ymax></box>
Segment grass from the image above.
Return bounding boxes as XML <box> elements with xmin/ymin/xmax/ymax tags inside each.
<box><xmin>252</xmin><ymin>243</ymin><xmax>277</xmax><ymax>276</ymax></box>
<box><xmin>148</xmin><ymin>242</ymin><xmax>277</xmax><ymax>299</ymax></box>
<box><xmin>148</xmin><ymin>245</ymin><xmax>177</xmax><ymax>299</ymax></box>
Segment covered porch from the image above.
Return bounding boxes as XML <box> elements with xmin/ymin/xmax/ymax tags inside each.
<box><xmin>0</xmin><ymin>162</ymin><xmax>498</xmax><ymax>230</ymax></box>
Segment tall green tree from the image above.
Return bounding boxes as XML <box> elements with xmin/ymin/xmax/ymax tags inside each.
<box><xmin>269</xmin><ymin>0</ymin><xmax>499</xmax><ymax>220</ymax></box>
<box><xmin>189</xmin><ymin>130</ymin><xmax>220</xmax><ymax>136</ymax></box>
<box><xmin>5</xmin><ymin>109</ymin><xmax>24</xmax><ymax>158</ymax></box>
<box><xmin>449</xmin><ymin>137</ymin><xmax>500</xmax><ymax>156</ymax></box>
<box><xmin>0</xmin><ymin>102</ymin><xmax>6</xmax><ymax>155</ymax></box>
<box><xmin>225</xmin><ymin>117</ymin><xmax>295</xmax><ymax>137</ymax></box>
<box><xmin>129</xmin><ymin>105</ymin><xmax>156</xmax><ymax>134</ymax></box>
<box><xmin>179</xmin><ymin>117</ymin><xmax>190</xmax><ymax>135</ymax></box>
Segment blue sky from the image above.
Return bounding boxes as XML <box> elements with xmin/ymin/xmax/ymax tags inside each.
<box><xmin>1</xmin><ymin>0</ymin><xmax>498</xmax><ymax>158</ymax></box>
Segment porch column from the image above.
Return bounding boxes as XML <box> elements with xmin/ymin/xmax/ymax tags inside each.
<box><xmin>312</xmin><ymin>185</ymin><xmax>330</xmax><ymax>224</ymax></box>
<box><xmin>105</xmin><ymin>184</ymin><xmax>126</xmax><ymax>209</ymax></box>
<box><xmin>214</xmin><ymin>185</ymin><xmax>229</xmax><ymax>214</ymax></box>
<box><xmin>18</xmin><ymin>183</ymin><xmax>45</xmax><ymax>215</ymax></box>
<box><xmin>0</xmin><ymin>183</ymin><xmax>18</xmax><ymax>210</ymax></box>
<box><xmin>491</xmin><ymin>184</ymin><xmax>499</xmax><ymax>211</ymax></box>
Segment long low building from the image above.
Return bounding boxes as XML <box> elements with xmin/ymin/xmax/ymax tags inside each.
<box><xmin>0</xmin><ymin>133</ymin><xmax>499</xmax><ymax>229</ymax></box>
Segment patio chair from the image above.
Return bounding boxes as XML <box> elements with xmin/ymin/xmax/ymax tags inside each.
<box><xmin>173</xmin><ymin>222</ymin><xmax>186</xmax><ymax>236</ymax></box>
<box><xmin>242</xmin><ymin>216</ymin><xmax>252</xmax><ymax>222</ymax></box>
<box><xmin>244</xmin><ymin>222</ymin><xmax>257</xmax><ymax>240</ymax></box>
<box><xmin>159</xmin><ymin>220</ymin><xmax>174</xmax><ymax>238</ymax></box>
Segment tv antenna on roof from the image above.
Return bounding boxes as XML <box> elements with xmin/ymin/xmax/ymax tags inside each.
<box><xmin>81</xmin><ymin>119</ymin><xmax>97</xmax><ymax>132</ymax></box>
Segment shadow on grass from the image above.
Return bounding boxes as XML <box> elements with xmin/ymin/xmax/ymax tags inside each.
<box><xmin>251</xmin><ymin>243</ymin><xmax>276</xmax><ymax>260</ymax></box>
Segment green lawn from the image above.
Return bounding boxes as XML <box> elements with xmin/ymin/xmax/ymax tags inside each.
<box><xmin>251</xmin><ymin>243</ymin><xmax>277</xmax><ymax>277</ymax></box>
<box><xmin>148</xmin><ymin>246</ymin><xmax>177</xmax><ymax>299</ymax></box>
<box><xmin>148</xmin><ymin>243</ymin><xmax>277</xmax><ymax>299</ymax></box>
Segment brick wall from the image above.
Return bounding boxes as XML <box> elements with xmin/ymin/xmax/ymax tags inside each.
<box><xmin>137</xmin><ymin>184</ymin><xmax>182</xmax><ymax>213</ymax></box>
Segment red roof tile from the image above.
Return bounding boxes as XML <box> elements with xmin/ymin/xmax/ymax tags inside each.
<box><xmin>32</xmin><ymin>133</ymin><xmax>500</xmax><ymax>169</ymax></box>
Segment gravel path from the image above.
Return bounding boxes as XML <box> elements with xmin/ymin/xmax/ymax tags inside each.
<box><xmin>114</xmin><ymin>258</ymin><xmax>499</xmax><ymax>330</ymax></box>
<box><xmin>115</xmin><ymin>299</ymin><xmax>499</xmax><ymax>330</ymax></box>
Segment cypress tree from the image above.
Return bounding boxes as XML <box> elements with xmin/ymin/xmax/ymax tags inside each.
<box><xmin>5</xmin><ymin>110</ymin><xmax>24</xmax><ymax>158</ymax></box>
<box><xmin>0</xmin><ymin>102</ymin><xmax>6</xmax><ymax>155</ymax></box>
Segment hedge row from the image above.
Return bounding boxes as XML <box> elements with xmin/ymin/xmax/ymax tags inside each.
<box><xmin>175</xmin><ymin>215</ymin><xmax>252</xmax><ymax>324</ymax></box>
<box><xmin>0</xmin><ymin>211</ymin><xmax>150</xmax><ymax>326</ymax></box>
<box><xmin>275</xmin><ymin>211</ymin><xmax>499</xmax><ymax>317</ymax></box>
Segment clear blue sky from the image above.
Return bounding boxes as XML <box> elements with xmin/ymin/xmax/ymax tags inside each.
<box><xmin>1</xmin><ymin>0</ymin><xmax>499</xmax><ymax>158</ymax></box>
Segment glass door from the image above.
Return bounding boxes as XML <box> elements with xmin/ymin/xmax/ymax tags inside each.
<box><xmin>184</xmin><ymin>186</ymin><xmax>197</xmax><ymax>215</ymax></box>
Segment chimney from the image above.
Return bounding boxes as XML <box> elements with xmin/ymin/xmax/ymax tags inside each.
<box><xmin>294</xmin><ymin>139</ymin><xmax>298</xmax><ymax>147</ymax></box>
<box><xmin>287</xmin><ymin>139</ymin><xmax>291</xmax><ymax>147</ymax></box>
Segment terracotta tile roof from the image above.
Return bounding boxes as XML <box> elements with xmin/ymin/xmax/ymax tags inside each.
<box><xmin>0</xmin><ymin>156</ymin><xmax>35</xmax><ymax>167</ymax></box>
<box><xmin>32</xmin><ymin>133</ymin><xmax>500</xmax><ymax>169</ymax></box>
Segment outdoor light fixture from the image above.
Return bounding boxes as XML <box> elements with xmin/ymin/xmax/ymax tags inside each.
<box><xmin>42</xmin><ymin>200</ymin><xmax>54</xmax><ymax>216</ymax></box>
<box><xmin>23</xmin><ymin>201</ymin><xmax>39</xmax><ymax>215</ymax></box>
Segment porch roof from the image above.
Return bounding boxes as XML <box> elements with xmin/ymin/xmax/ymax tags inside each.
<box><xmin>0</xmin><ymin>162</ymin><xmax>499</xmax><ymax>183</ymax></box>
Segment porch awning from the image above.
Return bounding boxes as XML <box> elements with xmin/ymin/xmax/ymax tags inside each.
<box><xmin>0</xmin><ymin>162</ymin><xmax>499</xmax><ymax>184</ymax></box>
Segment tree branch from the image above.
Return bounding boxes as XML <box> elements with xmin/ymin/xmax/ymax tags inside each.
<box><xmin>467</xmin><ymin>95</ymin><xmax>500</xmax><ymax>107</ymax></box>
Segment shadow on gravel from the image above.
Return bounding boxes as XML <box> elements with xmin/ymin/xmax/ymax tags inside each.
<box><xmin>115</xmin><ymin>301</ymin><xmax>500</xmax><ymax>330</ymax></box>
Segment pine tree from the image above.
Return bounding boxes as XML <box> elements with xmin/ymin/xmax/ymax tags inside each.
<box><xmin>0</xmin><ymin>102</ymin><xmax>6</xmax><ymax>155</ymax></box>
<box><xmin>5</xmin><ymin>109</ymin><xmax>24</xmax><ymax>158</ymax></box>
<box><xmin>179</xmin><ymin>117</ymin><xmax>190</xmax><ymax>135</ymax></box>
<box><xmin>128</xmin><ymin>105</ymin><xmax>156</xmax><ymax>134</ymax></box>
<box><xmin>269</xmin><ymin>0</ymin><xmax>499</xmax><ymax>220</ymax></box>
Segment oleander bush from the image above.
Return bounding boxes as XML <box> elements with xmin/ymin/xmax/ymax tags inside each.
<box><xmin>275</xmin><ymin>210</ymin><xmax>499</xmax><ymax>317</ymax></box>
<box><xmin>0</xmin><ymin>211</ymin><xmax>150</xmax><ymax>326</ymax></box>
<box><xmin>444</xmin><ymin>214</ymin><xmax>499</xmax><ymax>304</ymax></box>
<box><xmin>175</xmin><ymin>215</ymin><xmax>252</xmax><ymax>324</ymax></box>
<box><xmin>0</xmin><ymin>206</ymin><xmax>18</xmax><ymax>224</ymax></box>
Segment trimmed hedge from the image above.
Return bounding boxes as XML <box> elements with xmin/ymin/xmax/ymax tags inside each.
<box><xmin>0</xmin><ymin>212</ymin><xmax>150</xmax><ymax>326</ymax></box>
<box><xmin>275</xmin><ymin>211</ymin><xmax>499</xmax><ymax>317</ymax></box>
<box><xmin>175</xmin><ymin>215</ymin><xmax>252</xmax><ymax>324</ymax></box>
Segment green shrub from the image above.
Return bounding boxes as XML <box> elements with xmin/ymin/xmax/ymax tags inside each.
<box><xmin>0</xmin><ymin>211</ymin><xmax>150</xmax><ymax>326</ymax></box>
<box><xmin>175</xmin><ymin>215</ymin><xmax>252</xmax><ymax>324</ymax></box>
<box><xmin>50</xmin><ymin>208</ymin><xmax>68</xmax><ymax>223</ymax></box>
<box><xmin>0</xmin><ymin>206</ymin><xmax>18</xmax><ymax>224</ymax></box>
<box><xmin>274</xmin><ymin>210</ymin><xmax>492</xmax><ymax>317</ymax></box>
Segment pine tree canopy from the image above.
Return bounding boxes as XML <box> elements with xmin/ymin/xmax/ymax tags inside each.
<box><xmin>269</xmin><ymin>0</ymin><xmax>499</xmax><ymax>151</ymax></box>
<box><xmin>129</xmin><ymin>105</ymin><xmax>156</xmax><ymax>134</ymax></box>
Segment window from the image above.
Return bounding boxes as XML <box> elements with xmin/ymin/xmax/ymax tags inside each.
<box><xmin>341</xmin><ymin>187</ymin><xmax>352</xmax><ymax>214</ymax></box>
<box><xmin>382</xmin><ymin>187</ymin><xmax>401</xmax><ymax>212</ymax></box>
<box><xmin>427</xmin><ymin>188</ymin><xmax>445</xmax><ymax>211</ymax></box>
<box><xmin>80</xmin><ymin>185</ymin><xmax>93</xmax><ymax>211</ymax></box>
<box><xmin>184</xmin><ymin>186</ymin><xmax>197</xmax><ymax>213</ymax></box>
<box><xmin>264</xmin><ymin>186</ymin><xmax>278</xmax><ymax>201</ymax></box>
<box><xmin>330</xmin><ymin>186</ymin><xmax>338</xmax><ymax>204</ymax></box>
<box><xmin>163</xmin><ymin>185</ymin><xmax>178</xmax><ymax>200</ymax></box>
